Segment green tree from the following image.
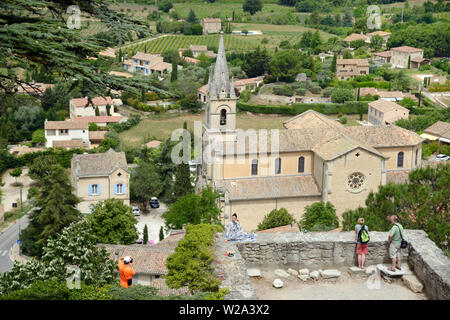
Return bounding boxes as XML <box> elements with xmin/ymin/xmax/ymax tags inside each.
<box><xmin>173</xmin><ymin>162</ymin><xmax>193</xmax><ymax>199</ymax></box>
<box><xmin>28</xmin><ymin>155</ymin><xmax>58</xmax><ymax>181</ymax></box>
<box><xmin>370</xmin><ymin>35</ymin><xmax>384</xmax><ymax>50</ymax></box>
<box><xmin>95</xmin><ymin>106</ymin><xmax>100</xmax><ymax>116</ymax></box>
<box><xmin>158</xmin><ymin>0</ymin><xmax>173</xmax><ymax>13</ymax></box>
<box><xmin>143</xmin><ymin>224</ymin><xmax>149</xmax><ymax>245</ymax></box>
<box><xmin>257</xmin><ymin>208</ymin><xmax>294</xmax><ymax>231</ymax></box>
<box><xmin>88</xmin><ymin>199</ymin><xmax>138</xmax><ymax>245</ymax></box>
<box><xmin>171</xmin><ymin>61</ymin><xmax>178</xmax><ymax>82</ymax></box>
<box><xmin>187</xmin><ymin>8</ymin><xmax>197</xmax><ymax>23</ymax></box>
<box><xmin>331</xmin><ymin>87</ymin><xmax>354</xmax><ymax>103</ymax></box>
<box><xmin>100</xmin><ymin>130</ymin><xmax>121</xmax><ymax>151</ymax></box>
<box><xmin>243</xmin><ymin>0</ymin><xmax>263</xmax><ymax>15</ymax></box>
<box><xmin>331</xmin><ymin>53</ymin><xmax>337</xmax><ymax>73</ymax></box>
<box><xmin>21</xmin><ymin>164</ymin><xmax>81</xmax><ymax>257</ymax></box>
<box><xmin>31</xmin><ymin>129</ymin><xmax>46</xmax><ymax>146</ymax></box>
<box><xmin>300</xmin><ymin>201</ymin><xmax>339</xmax><ymax>231</ymax></box>
<box><xmin>106</xmin><ymin>104</ymin><xmax>111</xmax><ymax>116</ymax></box>
<box><xmin>9</xmin><ymin>167</ymin><xmax>22</xmax><ymax>184</ymax></box>
<box><xmin>159</xmin><ymin>226</ymin><xmax>164</xmax><ymax>241</ymax></box>
<box><xmin>242</xmin><ymin>46</ymin><xmax>270</xmax><ymax>78</ymax></box>
<box><xmin>269</xmin><ymin>49</ymin><xmax>303</xmax><ymax>82</ymax></box>
<box><xmin>162</xmin><ymin>187</ymin><xmax>221</xmax><ymax>229</ymax></box>
<box><xmin>130</xmin><ymin>161</ymin><xmax>164</xmax><ymax>210</ymax></box>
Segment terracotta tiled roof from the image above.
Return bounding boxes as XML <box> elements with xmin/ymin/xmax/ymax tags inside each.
<box><xmin>70</xmin><ymin>97</ymin><xmax>88</xmax><ymax>108</ymax></box>
<box><xmin>283</xmin><ymin>109</ymin><xmax>343</xmax><ymax>131</ymax></box>
<box><xmin>151</xmin><ymin>61</ymin><xmax>172</xmax><ymax>71</ymax></box>
<box><xmin>202</xmin><ymin>18</ymin><xmax>221</xmax><ymax>23</ymax></box>
<box><xmin>74</xmin><ymin>116</ymin><xmax>122</xmax><ymax>123</ymax></box>
<box><xmin>257</xmin><ymin>224</ymin><xmax>299</xmax><ymax>234</ymax></box>
<box><xmin>109</xmin><ymin>71</ymin><xmax>132</xmax><ymax>78</ymax></box>
<box><xmin>360</xmin><ymin>87</ymin><xmax>378</xmax><ymax>96</ymax></box>
<box><xmin>377</xmin><ymin>91</ymin><xmax>404</xmax><ymax>99</ymax></box>
<box><xmin>150</xmin><ymin>278</ymin><xmax>190</xmax><ymax>297</ymax></box>
<box><xmin>337</xmin><ymin>58</ymin><xmax>369</xmax><ymax>67</ymax></box>
<box><xmin>391</xmin><ymin>46</ymin><xmax>423</xmax><ymax>53</ymax></box>
<box><xmin>158</xmin><ymin>229</ymin><xmax>186</xmax><ymax>244</ymax></box>
<box><xmin>345</xmin><ymin>125</ymin><xmax>424</xmax><ymax>147</ymax></box>
<box><xmin>16</xmin><ymin>82</ymin><xmax>54</xmax><ymax>95</ymax></box>
<box><xmin>369</xmin><ymin>99</ymin><xmax>408</xmax><ymax>113</ymax></box>
<box><xmin>89</xmin><ymin>131</ymin><xmax>106</xmax><ymax>140</ymax></box>
<box><xmin>234</xmin><ymin>76</ymin><xmax>264</xmax><ymax>86</ymax></box>
<box><xmin>52</xmin><ymin>140</ymin><xmax>84</xmax><ymax>148</ymax></box>
<box><xmin>386</xmin><ymin>170</ymin><xmax>410</xmax><ymax>184</ymax></box>
<box><xmin>145</xmin><ymin>140</ymin><xmax>162</xmax><ymax>149</ymax></box>
<box><xmin>72</xmin><ymin>149</ymin><xmax>128</xmax><ymax>177</ymax></box>
<box><xmin>45</xmin><ymin>121</ymin><xmax>88</xmax><ymax>130</ymax></box>
<box><xmin>344</xmin><ymin>33</ymin><xmax>368</xmax><ymax>42</ymax></box>
<box><xmin>189</xmin><ymin>45</ymin><xmax>208</xmax><ymax>52</ymax></box>
<box><xmin>367</xmin><ymin>31</ymin><xmax>391</xmax><ymax>37</ymax></box>
<box><xmin>219</xmin><ymin>175</ymin><xmax>321</xmax><ymax>201</ymax></box>
<box><xmin>184</xmin><ymin>56</ymin><xmax>200</xmax><ymax>63</ymax></box>
<box><xmin>132</xmin><ymin>52</ymin><xmax>160</xmax><ymax>61</ymax></box>
<box><xmin>373</xmin><ymin>51</ymin><xmax>392</xmax><ymax>57</ymax></box>
<box><xmin>98</xmin><ymin>47</ymin><xmax>115</xmax><ymax>58</ymax></box>
<box><xmin>424</xmin><ymin>121</ymin><xmax>450</xmax><ymax>140</ymax></box>
<box><xmin>70</xmin><ymin>96</ymin><xmax>114</xmax><ymax>108</ymax></box>
<box><xmin>411</xmin><ymin>57</ymin><xmax>429</xmax><ymax>63</ymax></box>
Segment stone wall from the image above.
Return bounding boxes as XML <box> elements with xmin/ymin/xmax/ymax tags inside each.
<box><xmin>214</xmin><ymin>230</ymin><xmax>450</xmax><ymax>300</ymax></box>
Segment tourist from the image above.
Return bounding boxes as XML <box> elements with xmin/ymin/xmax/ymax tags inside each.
<box><xmin>118</xmin><ymin>256</ymin><xmax>135</xmax><ymax>288</ymax></box>
<box><xmin>354</xmin><ymin>218</ymin><xmax>369</xmax><ymax>269</ymax></box>
<box><xmin>225</xmin><ymin>213</ymin><xmax>256</xmax><ymax>242</ymax></box>
<box><xmin>388</xmin><ymin>215</ymin><xmax>404</xmax><ymax>272</ymax></box>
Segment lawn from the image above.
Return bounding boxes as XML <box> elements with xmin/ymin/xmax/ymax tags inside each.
<box><xmin>119</xmin><ymin>112</ymin><xmax>292</xmax><ymax>148</ymax></box>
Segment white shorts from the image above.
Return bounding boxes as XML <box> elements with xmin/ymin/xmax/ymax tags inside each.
<box><xmin>389</xmin><ymin>243</ymin><xmax>402</xmax><ymax>259</ymax></box>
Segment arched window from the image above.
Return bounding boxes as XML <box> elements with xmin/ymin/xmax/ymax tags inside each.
<box><xmin>298</xmin><ymin>156</ymin><xmax>305</xmax><ymax>173</ymax></box>
<box><xmin>220</xmin><ymin>109</ymin><xmax>227</xmax><ymax>125</ymax></box>
<box><xmin>397</xmin><ymin>152</ymin><xmax>404</xmax><ymax>168</ymax></box>
<box><xmin>275</xmin><ymin>157</ymin><xmax>281</xmax><ymax>174</ymax></box>
<box><xmin>251</xmin><ymin>159</ymin><xmax>258</xmax><ymax>175</ymax></box>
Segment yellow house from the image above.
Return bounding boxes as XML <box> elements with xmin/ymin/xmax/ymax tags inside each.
<box><xmin>198</xmin><ymin>35</ymin><xmax>425</xmax><ymax>231</ymax></box>
<box><xmin>71</xmin><ymin>149</ymin><xmax>130</xmax><ymax>213</ymax></box>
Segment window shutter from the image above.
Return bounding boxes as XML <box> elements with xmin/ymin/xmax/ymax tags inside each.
<box><xmin>113</xmin><ymin>184</ymin><xmax>117</xmax><ymax>195</ymax></box>
<box><xmin>123</xmin><ymin>184</ymin><xmax>126</xmax><ymax>194</ymax></box>
<box><xmin>98</xmin><ymin>184</ymin><xmax>102</xmax><ymax>195</ymax></box>
<box><xmin>88</xmin><ymin>184</ymin><xmax>92</xmax><ymax>196</ymax></box>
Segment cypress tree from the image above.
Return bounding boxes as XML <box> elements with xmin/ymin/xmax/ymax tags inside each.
<box><xmin>171</xmin><ymin>60</ymin><xmax>178</xmax><ymax>82</ymax></box>
<box><xmin>95</xmin><ymin>106</ymin><xmax>100</xmax><ymax>116</ymax></box>
<box><xmin>143</xmin><ymin>224</ymin><xmax>149</xmax><ymax>245</ymax></box>
<box><xmin>331</xmin><ymin>53</ymin><xmax>337</xmax><ymax>73</ymax></box>
<box><xmin>159</xmin><ymin>226</ymin><xmax>164</xmax><ymax>241</ymax></box>
<box><xmin>408</xmin><ymin>55</ymin><xmax>411</xmax><ymax>69</ymax></box>
<box><xmin>173</xmin><ymin>162</ymin><xmax>193</xmax><ymax>199</ymax></box>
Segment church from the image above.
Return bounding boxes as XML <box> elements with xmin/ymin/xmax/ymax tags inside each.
<box><xmin>198</xmin><ymin>34</ymin><xmax>424</xmax><ymax>231</ymax></box>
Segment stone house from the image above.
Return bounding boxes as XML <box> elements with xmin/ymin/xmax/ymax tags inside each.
<box><xmin>198</xmin><ymin>35</ymin><xmax>424</xmax><ymax>231</ymax></box>
<box><xmin>200</xmin><ymin>18</ymin><xmax>221</xmax><ymax>34</ymax></box>
<box><xmin>71</xmin><ymin>149</ymin><xmax>130</xmax><ymax>213</ymax></box>
<box><xmin>372</xmin><ymin>51</ymin><xmax>392</xmax><ymax>66</ymax></box>
<box><xmin>336</xmin><ymin>59</ymin><xmax>370</xmax><ymax>80</ymax></box>
<box><xmin>343</xmin><ymin>33</ymin><xmax>368</xmax><ymax>46</ymax></box>
<box><xmin>178</xmin><ymin>45</ymin><xmax>217</xmax><ymax>58</ymax></box>
<box><xmin>390</xmin><ymin>46</ymin><xmax>424</xmax><ymax>69</ymax></box>
<box><xmin>421</xmin><ymin>121</ymin><xmax>450</xmax><ymax>145</ymax></box>
<box><xmin>366</xmin><ymin>31</ymin><xmax>391</xmax><ymax>45</ymax></box>
<box><xmin>73</xmin><ymin>116</ymin><xmax>123</xmax><ymax>127</ymax></box>
<box><xmin>197</xmin><ymin>76</ymin><xmax>263</xmax><ymax>103</ymax></box>
<box><xmin>368</xmin><ymin>99</ymin><xmax>409</xmax><ymax>125</ymax></box>
<box><xmin>123</xmin><ymin>52</ymin><xmax>175</xmax><ymax>76</ymax></box>
<box><xmin>70</xmin><ymin>96</ymin><xmax>117</xmax><ymax>118</ymax></box>
<box><xmin>44</xmin><ymin>120</ymin><xmax>90</xmax><ymax>149</ymax></box>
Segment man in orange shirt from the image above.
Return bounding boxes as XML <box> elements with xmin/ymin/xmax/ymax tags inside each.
<box><xmin>118</xmin><ymin>256</ymin><xmax>135</xmax><ymax>288</ymax></box>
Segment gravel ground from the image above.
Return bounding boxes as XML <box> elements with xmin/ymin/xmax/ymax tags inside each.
<box><xmin>250</xmin><ymin>268</ymin><xmax>427</xmax><ymax>300</ymax></box>
<box><xmin>134</xmin><ymin>202</ymin><xmax>167</xmax><ymax>244</ymax></box>
<box><xmin>1</xmin><ymin>168</ymin><xmax>34</xmax><ymax>212</ymax></box>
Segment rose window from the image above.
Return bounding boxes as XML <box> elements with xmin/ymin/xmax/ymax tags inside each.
<box><xmin>347</xmin><ymin>172</ymin><xmax>365</xmax><ymax>191</ymax></box>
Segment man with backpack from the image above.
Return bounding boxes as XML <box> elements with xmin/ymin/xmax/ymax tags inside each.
<box><xmin>388</xmin><ymin>215</ymin><xmax>405</xmax><ymax>272</ymax></box>
<box><xmin>354</xmin><ymin>218</ymin><xmax>369</xmax><ymax>269</ymax></box>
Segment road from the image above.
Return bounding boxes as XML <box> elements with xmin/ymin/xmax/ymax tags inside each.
<box><xmin>0</xmin><ymin>214</ymin><xmax>29</xmax><ymax>273</ymax></box>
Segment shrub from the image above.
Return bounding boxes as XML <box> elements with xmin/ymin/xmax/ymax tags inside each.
<box><xmin>0</xmin><ymin>279</ymin><xmax>70</xmax><ymax>300</ymax></box>
<box><xmin>299</xmin><ymin>201</ymin><xmax>339</xmax><ymax>231</ymax></box>
<box><xmin>257</xmin><ymin>208</ymin><xmax>294</xmax><ymax>231</ymax></box>
<box><xmin>165</xmin><ymin>224</ymin><xmax>223</xmax><ymax>293</ymax></box>
<box><xmin>331</xmin><ymin>88</ymin><xmax>354</xmax><ymax>103</ymax></box>
<box><xmin>31</xmin><ymin>129</ymin><xmax>46</xmax><ymax>145</ymax></box>
<box><xmin>272</xmin><ymin>85</ymin><xmax>294</xmax><ymax>97</ymax></box>
<box><xmin>322</xmin><ymin>87</ymin><xmax>332</xmax><ymax>98</ymax></box>
<box><xmin>295</xmin><ymin>88</ymin><xmax>307</xmax><ymax>96</ymax></box>
<box><xmin>339</xmin><ymin>116</ymin><xmax>347</xmax><ymax>124</ymax></box>
<box><xmin>239</xmin><ymin>89</ymin><xmax>251</xmax><ymax>102</ymax></box>
<box><xmin>237</xmin><ymin>101</ymin><xmax>368</xmax><ymax>115</ymax></box>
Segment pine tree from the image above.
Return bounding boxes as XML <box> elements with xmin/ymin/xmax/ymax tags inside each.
<box><xmin>187</xmin><ymin>9</ymin><xmax>197</xmax><ymax>24</ymax></box>
<box><xmin>159</xmin><ymin>226</ymin><xmax>164</xmax><ymax>241</ymax></box>
<box><xmin>143</xmin><ymin>224</ymin><xmax>149</xmax><ymax>245</ymax></box>
<box><xmin>20</xmin><ymin>164</ymin><xmax>81</xmax><ymax>257</ymax></box>
<box><xmin>95</xmin><ymin>106</ymin><xmax>100</xmax><ymax>116</ymax></box>
<box><xmin>171</xmin><ymin>60</ymin><xmax>178</xmax><ymax>82</ymax></box>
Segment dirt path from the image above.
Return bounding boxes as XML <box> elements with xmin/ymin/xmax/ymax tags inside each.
<box><xmin>250</xmin><ymin>268</ymin><xmax>427</xmax><ymax>300</ymax></box>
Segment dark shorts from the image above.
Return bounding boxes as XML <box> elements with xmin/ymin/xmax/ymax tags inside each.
<box><xmin>356</xmin><ymin>243</ymin><xmax>368</xmax><ymax>255</ymax></box>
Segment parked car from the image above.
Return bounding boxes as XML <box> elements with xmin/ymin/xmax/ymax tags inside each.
<box><xmin>132</xmin><ymin>206</ymin><xmax>140</xmax><ymax>216</ymax></box>
<box><xmin>436</xmin><ymin>154</ymin><xmax>450</xmax><ymax>161</ymax></box>
<box><xmin>150</xmin><ymin>197</ymin><xmax>160</xmax><ymax>208</ymax></box>
<box><xmin>135</xmin><ymin>238</ymin><xmax>143</xmax><ymax>244</ymax></box>
<box><xmin>188</xmin><ymin>160</ymin><xmax>197</xmax><ymax>172</ymax></box>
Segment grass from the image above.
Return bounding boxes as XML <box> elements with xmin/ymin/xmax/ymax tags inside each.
<box><xmin>0</xmin><ymin>203</ymin><xmax>33</xmax><ymax>233</ymax></box>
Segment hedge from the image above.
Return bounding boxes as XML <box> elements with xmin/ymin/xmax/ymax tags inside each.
<box><xmin>237</xmin><ymin>101</ymin><xmax>368</xmax><ymax>115</ymax></box>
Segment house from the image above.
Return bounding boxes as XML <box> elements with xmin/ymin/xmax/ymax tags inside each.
<box><xmin>44</xmin><ymin>120</ymin><xmax>89</xmax><ymax>148</ymax></box>
<box><xmin>98</xmin><ymin>47</ymin><xmax>115</xmax><ymax>59</ymax></box>
<box><xmin>99</xmin><ymin>229</ymin><xmax>188</xmax><ymax>293</ymax></box>
<box><xmin>343</xmin><ymin>33</ymin><xmax>368</xmax><ymax>46</ymax></box>
<box><xmin>410</xmin><ymin>57</ymin><xmax>431</xmax><ymax>69</ymax></box>
<box><xmin>197</xmin><ymin>76</ymin><xmax>263</xmax><ymax>103</ymax></box>
<box><xmin>109</xmin><ymin>71</ymin><xmax>132</xmax><ymax>78</ymax></box>
<box><xmin>368</xmin><ymin>99</ymin><xmax>409</xmax><ymax>125</ymax></box>
<box><xmin>359</xmin><ymin>88</ymin><xmax>404</xmax><ymax>101</ymax></box>
<box><xmin>71</xmin><ymin>149</ymin><xmax>130</xmax><ymax>213</ymax></box>
<box><xmin>88</xmin><ymin>131</ymin><xmax>107</xmax><ymax>147</ymax></box>
<box><xmin>73</xmin><ymin>116</ymin><xmax>123</xmax><ymax>127</ymax></box>
<box><xmin>145</xmin><ymin>140</ymin><xmax>162</xmax><ymax>149</ymax></box>
<box><xmin>366</xmin><ymin>31</ymin><xmax>391</xmax><ymax>45</ymax></box>
<box><xmin>178</xmin><ymin>45</ymin><xmax>217</xmax><ymax>58</ymax></box>
<box><xmin>123</xmin><ymin>52</ymin><xmax>176</xmax><ymax>76</ymax></box>
<box><xmin>197</xmin><ymin>35</ymin><xmax>424</xmax><ymax>230</ymax></box>
<box><xmin>200</xmin><ymin>18</ymin><xmax>221</xmax><ymax>34</ymax></box>
<box><xmin>183</xmin><ymin>56</ymin><xmax>200</xmax><ymax>64</ymax></box>
<box><xmin>16</xmin><ymin>82</ymin><xmax>54</xmax><ymax>96</ymax></box>
<box><xmin>70</xmin><ymin>96</ymin><xmax>118</xmax><ymax>118</ymax></box>
<box><xmin>390</xmin><ymin>46</ymin><xmax>424</xmax><ymax>69</ymax></box>
<box><xmin>372</xmin><ymin>51</ymin><xmax>392</xmax><ymax>65</ymax></box>
<box><xmin>421</xmin><ymin>121</ymin><xmax>450</xmax><ymax>145</ymax></box>
<box><xmin>336</xmin><ymin>59</ymin><xmax>370</xmax><ymax>80</ymax></box>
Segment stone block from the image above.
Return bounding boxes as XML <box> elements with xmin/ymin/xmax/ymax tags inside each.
<box><xmin>274</xmin><ymin>269</ymin><xmax>290</xmax><ymax>278</ymax></box>
<box><xmin>287</xmin><ymin>268</ymin><xmax>298</xmax><ymax>276</ymax></box>
<box><xmin>402</xmin><ymin>275</ymin><xmax>423</xmax><ymax>293</ymax></box>
<box><xmin>310</xmin><ymin>270</ymin><xmax>320</xmax><ymax>280</ymax></box>
<box><xmin>322</xmin><ymin>269</ymin><xmax>341</xmax><ymax>279</ymax></box>
<box><xmin>299</xmin><ymin>268</ymin><xmax>309</xmax><ymax>276</ymax></box>
<box><xmin>273</xmin><ymin>279</ymin><xmax>283</xmax><ymax>288</ymax></box>
<box><xmin>247</xmin><ymin>268</ymin><xmax>261</xmax><ymax>277</ymax></box>
<box><xmin>298</xmin><ymin>274</ymin><xmax>309</xmax><ymax>281</ymax></box>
